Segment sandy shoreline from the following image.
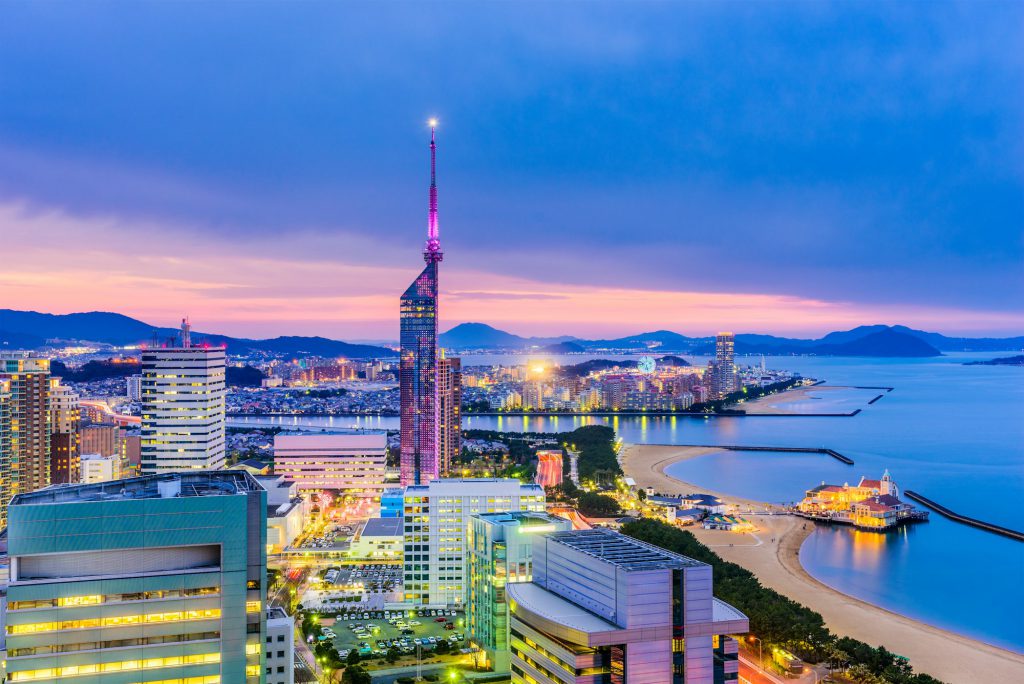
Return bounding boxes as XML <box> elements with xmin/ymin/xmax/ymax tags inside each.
<box><xmin>620</xmin><ymin>444</ymin><xmax>1024</xmax><ymax>684</ymax></box>
<box><xmin>740</xmin><ymin>384</ymin><xmax>855</xmax><ymax>415</ymax></box>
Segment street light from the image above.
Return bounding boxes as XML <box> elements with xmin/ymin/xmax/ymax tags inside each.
<box><xmin>748</xmin><ymin>635</ymin><xmax>764</xmax><ymax>671</ymax></box>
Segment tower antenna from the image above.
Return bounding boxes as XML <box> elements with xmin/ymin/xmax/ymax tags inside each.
<box><xmin>424</xmin><ymin>118</ymin><xmax>443</xmax><ymax>263</ymax></box>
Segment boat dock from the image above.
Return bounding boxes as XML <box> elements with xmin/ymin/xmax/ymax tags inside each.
<box><xmin>905</xmin><ymin>491</ymin><xmax>1024</xmax><ymax>542</ymax></box>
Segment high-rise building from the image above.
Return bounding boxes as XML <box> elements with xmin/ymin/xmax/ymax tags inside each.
<box><xmin>437</xmin><ymin>354</ymin><xmax>461</xmax><ymax>477</ymax></box>
<box><xmin>0</xmin><ymin>378</ymin><xmax>11</xmax><ymax>524</ymax></box>
<box><xmin>400</xmin><ymin>125</ymin><xmax>444</xmax><ymax>486</ymax></box>
<box><xmin>4</xmin><ymin>470</ymin><xmax>268</xmax><ymax>683</ymax></box>
<box><xmin>507</xmin><ymin>529</ymin><xmax>748</xmax><ymax>684</ymax></box>
<box><xmin>713</xmin><ymin>332</ymin><xmax>737</xmax><ymax>399</ymax></box>
<box><xmin>49</xmin><ymin>378</ymin><xmax>81</xmax><ymax>484</ymax></box>
<box><xmin>141</xmin><ymin>319</ymin><xmax>227</xmax><ymax>473</ymax></box>
<box><xmin>0</xmin><ymin>352</ymin><xmax>52</xmax><ymax>524</ymax></box>
<box><xmin>80</xmin><ymin>421</ymin><xmax>120</xmax><ymax>457</ymax></box>
<box><xmin>273</xmin><ymin>432</ymin><xmax>387</xmax><ymax>496</ymax></box>
<box><xmin>402</xmin><ymin>478</ymin><xmax>546</xmax><ymax>606</ymax></box>
<box><xmin>126</xmin><ymin>374</ymin><xmax>143</xmax><ymax>402</ymax></box>
<box><xmin>467</xmin><ymin>511</ymin><xmax>572</xmax><ymax>672</ymax></box>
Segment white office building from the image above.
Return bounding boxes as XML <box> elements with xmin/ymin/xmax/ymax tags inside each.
<box><xmin>265</xmin><ymin>607</ymin><xmax>295</xmax><ymax>684</ymax></box>
<box><xmin>80</xmin><ymin>452</ymin><xmax>121</xmax><ymax>483</ymax></box>
<box><xmin>126</xmin><ymin>374</ymin><xmax>143</xmax><ymax>402</ymax></box>
<box><xmin>403</xmin><ymin>478</ymin><xmax>546</xmax><ymax>607</ymax></box>
<box><xmin>140</xmin><ymin>336</ymin><xmax>226</xmax><ymax>473</ymax></box>
<box><xmin>273</xmin><ymin>432</ymin><xmax>387</xmax><ymax>495</ymax></box>
<box><xmin>507</xmin><ymin>528</ymin><xmax>748</xmax><ymax>684</ymax></box>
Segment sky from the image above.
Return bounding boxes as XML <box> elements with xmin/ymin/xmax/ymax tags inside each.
<box><xmin>0</xmin><ymin>1</ymin><xmax>1021</xmax><ymax>340</ymax></box>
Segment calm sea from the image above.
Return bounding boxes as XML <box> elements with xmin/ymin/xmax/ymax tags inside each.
<box><xmin>231</xmin><ymin>352</ymin><xmax>1024</xmax><ymax>653</ymax></box>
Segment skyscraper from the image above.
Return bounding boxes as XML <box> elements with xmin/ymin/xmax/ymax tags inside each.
<box><xmin>437</xmin><ymin>353</ymin><xmax>462</xmax><ymax>476</ymax></box>
<box><xmin>140</xmin><ymin>319</ymin><xmax>227</xmax><ymax>473</ymax></box>
<box><xmin>48</xmin><ymin>377</ymin><xmax>81</xmax><ymax>484</ymax></box>
<box><xmin>400</xmin><ymin>124</ymin><xmax>444</xmax><ymax>486</ymax></box>
<box><xmin>4</xmin><ymin>470</ymin><xmax>268</xmax><ymax>683</ymax></box>
<box><xmin>0</xmin><ymin>351</ymin><xmax>52</xmax><ymax>525</ymax></box>
<box><xmin>712</xmin><ymin>332</ymin><xmax>737</xmax><ymax>399</ymax></box>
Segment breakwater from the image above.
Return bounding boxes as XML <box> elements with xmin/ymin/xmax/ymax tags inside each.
<box><xmin>905</xmin><ymin>491</ymin><xmax>1024</xmax><ymax>542</ymax></box>
<box><xmin>669</xmin><ymin>443</ymin><xmax>854</xmax><ymax>465</ymax></box>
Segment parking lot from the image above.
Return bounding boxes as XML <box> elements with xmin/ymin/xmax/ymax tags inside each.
<box><xmin>318</xmin><ymin>563</ymin><xmax>404</xmax><ymax>600</ymax></box>
<box><xmin>315</xmin><ymin>607</ymin><xmax>466</xmax><ymax>660</ymax></box>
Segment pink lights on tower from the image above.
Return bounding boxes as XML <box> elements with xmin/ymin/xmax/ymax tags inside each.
<box><xmin>424</xmin><ymin>118</ymin><xmax>443</xmax><ymax>263</ymax></box>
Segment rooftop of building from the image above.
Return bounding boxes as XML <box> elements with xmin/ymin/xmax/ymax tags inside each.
<box><xmin>474</xmin><ymin>511</ymin><xmax>567</xmax><ymax>528</ymax></box>
<box><xmin>10</xmin><ymin>470</ymin><xmax>264</xmax><ymax>506</ymax></box>
<box><xmin>360</xmin><ymin>517</ymin><xmax>403</xmax><ymax>538</ymax></box>
<box><xmin>266</xmin><ymin>606</ymin><xmax>290</xmax><ymax>621</ymax></box>
<box><xmin>404</xmin><ymin>478</ymin><xmax>544</xmax><ymax>495</ymax></box>
<box><xmin>544</xmin><ymin>528</ymin><xmax>705</xmax><ymax>570</ymax></box>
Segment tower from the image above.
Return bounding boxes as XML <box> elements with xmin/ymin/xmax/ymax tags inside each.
<box><xmin>400</xmin><ymin>122</ymin><xmax>444</xmax><ymax>485</ymax></box>
<box><xmin>437</xmin><ymin>352</ymin><xmax>462</xmax><ymax>476</ymax></box>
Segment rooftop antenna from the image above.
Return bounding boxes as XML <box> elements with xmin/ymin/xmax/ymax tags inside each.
<box><xmin>180</xmin><ymin>317</ymin><xmax>192</xmax><ymax>348</ymax></box>
<box><xmin>424</xmin><ymin>118</ymin><xmax>443</xmax><ymax>263</ymax></box>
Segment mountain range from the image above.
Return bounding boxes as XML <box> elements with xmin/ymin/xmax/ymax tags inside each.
<box><xmin>0</xmin><ymin>310</ymin><xmax>394</xmax><ymax>358</ymax></box>
<box><xmin>440</xmin><ymin>322</ymin><xmax>1024</xmax><ymax>356</ymax></box>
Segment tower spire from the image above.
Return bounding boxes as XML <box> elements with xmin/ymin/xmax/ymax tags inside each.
<box><xmin>424</xmin><ymin>119</ymin><xmax>443</xmax><ymax>263</ymax></box>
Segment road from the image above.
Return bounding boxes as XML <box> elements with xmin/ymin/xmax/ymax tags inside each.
<box><xmin>739</xmin><ymin>654</ymin><xmax>826</xmax><ymax>684</ymax></box>
<box><xmin>79</xmin><ymin>400</ymin><xmax>141</xmax><ymax>426</ymax></box>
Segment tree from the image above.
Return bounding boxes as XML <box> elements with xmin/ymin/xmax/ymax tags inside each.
<box><xmin>435</xmin><ymin>639</ymin><xmax>451</xmax><ymax>655</ymax></box>
<box><xmin>636</xmin><ymin>488</ymin><xmax>647</xmax><ymax>501</ymax></box>
<box><xmin>341</xmin><ymin>665</ymin><xmax>371</xmax><ymax>684</ymax></box>
<box><xmin>345</xmin><ymin>649</ymin><xmax>361</xmax><ymax>666</ymax></box>
<box><xmin>386</xmin><ymin>646</ymin><xmax>401</xmax><ymax>664</ymax></box>
<box><xmin>577</xmin><ymin>492</ymin><xmax>621</xmax><ymax>517</ymax></box>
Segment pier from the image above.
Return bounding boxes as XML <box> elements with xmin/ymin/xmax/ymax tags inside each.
<box><xmin>905</xmin><ymin>491</ymin><xmax>1024</xmax><ymax>542</ymax></box>
<box><xmin>670</xmin><ymin>444</ymin><xmax>854</xmax><ymax>465</ymax></box>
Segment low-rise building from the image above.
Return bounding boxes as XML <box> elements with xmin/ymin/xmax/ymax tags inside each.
<box><xmin>349</xmin><ymin>517</ymin><xmax>404</xmax><ymax>559</ymax></box>
<box><xmin>79</xmin><ymin>451</ymin><xmax>121</xmax><ymax>483</ymax></box>
<box><xmin>266</xmin><ymin>606</ymin><xmax>295</xmax><ymax>684</ymax></box>
<box><xmin>256</xmin><ymin>474</ymin><xmax>307</xmax><ymax>554</ymax></box>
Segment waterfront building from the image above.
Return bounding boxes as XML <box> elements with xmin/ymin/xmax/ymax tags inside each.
<box><xmin>140</xmin><ymin>320</ymin><xmax>227</xmax><ymax>473</ymax></box>
<box><xmin>48</xmin><ymin>378</ymin><xmax>80</xmax><ymax>484</ymax></box>
<box><xmin>797</xmin><ymin>471</ymin><xmax>925</xmax><ymax>530</ymax></box>
<box><xmin>0</xmin><ymin>352</ymin><xmax>51</xmax><ymax>525</ymax></box>
<box><xmin>712</xmin><ymin>332</ymin><xmax>737</xmax><ymax>399</ymax></box>
<box><xmin>507</xmin><ymin>528</ymin><xmax>748</xmax><ymax>684</ymax></box>
<box><xmin>273</xmin><ymin>432</ymin><xmax>387</xmax><ymax>496</ymax></box>
<box><xmin>402</xmin><ymin>478</ymin><xmax>546</xmax><ymax>606</ymax></box>
<box><xmin>4</xmin><ymin>470</ymin><xmax>268</xmax><ymax>683</ymax></box>
<box><xmin>400</xmin><ymin>125</ymin><xmax>444</xmax><ymax>486</ymax></box>
<box><xmin>265</xmin><ymin>607</ymin><xmax>295</xmax><ymax>684</ymax></box>
<box><xmin>80</xmin><ymin>451</ymin><xmax>122</xmax><ymax>483</ymax></box>
<box><xmin>467</xmin><ymin>511</ymin><xmax>572</xmax><ymax>672</ymax></box>
<box><xmin>534</xmin><ymin>450</ymin><xmax>563</xmax><ymax>489</ymax></box>
<box><xmin>437</xmin><ymin>354</ymin><xmax>462</xmax><ymax>478</ymax></box>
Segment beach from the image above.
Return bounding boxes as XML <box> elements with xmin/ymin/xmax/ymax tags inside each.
<box><xmin>738</xmin><ymin>384</ymin><xmax>856</xmax><ymax>415</ymax></box>
<box><xmin>620</xmin><ymin>444</ymin><xmax>1024</xmax><ymax>684</ymax></box>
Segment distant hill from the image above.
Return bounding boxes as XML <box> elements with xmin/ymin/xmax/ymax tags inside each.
<box><xmin>809</xmin><ymin>329</ymin><xmax>940</xmax><ymax>357</ymax></box>
<box><xmin>440</xmin><ymin>322</ymin><xmax>574</xmax><ymax>349</ymax></box>
<box><xmin>539</xmin><ymin>341</ymin><xmax>586</xmax><ymax>353</ymax></box>
<box><xmin>0</xmin><ymin>309</ymin><xmax>394</xmax><ymax>358</ymax></box>
<box><xmin>965</xmin><ymin>355</ymin><xmax>1024</xmax><ymax>366</ymax></box>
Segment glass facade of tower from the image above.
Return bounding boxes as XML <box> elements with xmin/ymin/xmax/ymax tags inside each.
<box><xmin>399</xmin><ymin>262</ymin><xmax>439</xmax><ymax>485</ymax></box>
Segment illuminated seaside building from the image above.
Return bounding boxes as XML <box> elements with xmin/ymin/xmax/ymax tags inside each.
<box><xmin>4</xmin><ymin>470</ymin><xmax>268</xmax><ymax>683</ymax></box>
<box><xmin>507</xmin><ymin>528</ymin><xmax>748</xmax><ymax>684</ymax></box>
<box><xmin>438</xmin><ymin>354</ymin><xmax>462</xmax><ymax>477</ymax></box>
<box><xmin>0</xmin><ymin>352</ymin><xmax>52</xmax><ymax>525</ymax></box>
<box><xmin>400</xmin><ymin>123</ymin><xmax>444</xmax><ymax>485</ymax></box>
<box><xmin>711</xmin><ymin>332</ymin><xmax>737</xmax><ymax>399</ymax></box>
<box><xmin>140</xmin><ymin>319</ymin><xmax>227</xmax><ymax>473</ymax></box>
<box><xmin>467</xmin><ymin>511</ymin><xmax>572</xmax><ymax>673</ymax></box>
<box><xmin>797</xmin><ymin>471</ymin><xmax>926</xmax><ymax>530</ymax></box>
<box><xmin>272</xmin><ymin>432</ymin><xmax>387</xmax><ymax>496</ymax></box>
<box><xmin>402</xmin><ymin>478</ymin><xmax>546</xmax><ymax>606</ymax></box>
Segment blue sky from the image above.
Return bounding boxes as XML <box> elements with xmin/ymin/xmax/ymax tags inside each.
<box><xmin>0</xmin><ymin>1</ymin><xmax>1021</xmax><ymax>337</ymax></box>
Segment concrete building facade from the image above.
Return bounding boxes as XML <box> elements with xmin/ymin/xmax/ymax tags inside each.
<box><xmin>402</xmin><ymin>478</ymin><xmax>546</xmax><ymax>607</ymax></box>
<box><xmin>467</xmin><ymin>511</ymin><xmax>572</xmax><ymax>672</ymax></box>
<box><xmin>0</xmin><ymin>352</ymin><xmax>52</xmax><ymax>526</ymax></box>
<box><xmin>4</xmin><ymin>471</ymin><xmax>268</xmax><ymax>684</ymax></box>
<box><xmin>140</xmin><ymin>346</ymin><xmax>226</xmax><ymax>473</ymax></box>
<box><xmin>273</xmin><ymin>433</ymin><xmax>387</xmax><ymax>496</ymax></box>
<box><xmin>507</xmin><ymin>528</ymin><xmax>747</xmax><ymax>684</ymax></box>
